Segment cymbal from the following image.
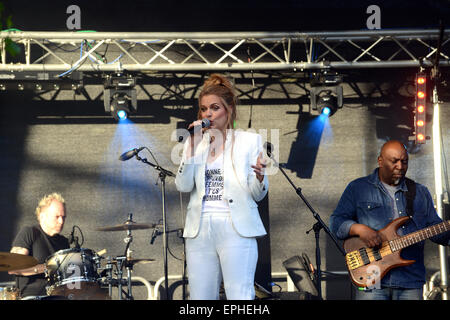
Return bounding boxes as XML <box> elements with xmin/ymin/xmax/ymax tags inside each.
<box><xmin>0</xmin><ymin>252</ymin><xmax>39</xmax><ymax>272</ymax></box>
<box><xmin>95</xmin><ymin>221</ymin><xmax>157</xmax><ymax>232</ymax></box>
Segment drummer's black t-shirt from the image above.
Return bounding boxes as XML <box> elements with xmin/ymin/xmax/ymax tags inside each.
<box><xmin>12</xmin><ymin>225</ymin><xmax>69</xmax><ymax>297</ymax></box>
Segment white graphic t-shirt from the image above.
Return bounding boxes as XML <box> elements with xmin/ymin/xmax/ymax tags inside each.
<box><xmin>202</xmin><ymin>153</ymin><xmax>230</xmax><ymax>213</ymax></box>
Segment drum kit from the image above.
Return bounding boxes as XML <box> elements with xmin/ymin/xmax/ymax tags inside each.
<box><xmin>0</xmin><ymin>214</ymin><xmax>158</xmax><ymax>300</ymax></box>
<box><xmin>1</xmin><ymin>148</ymin><xmax>179</xmax><ymax>300</ymax></box>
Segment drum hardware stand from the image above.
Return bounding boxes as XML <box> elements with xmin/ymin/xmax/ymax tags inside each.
<box><xmin>114</xmin><ymin>213</ymin><xmax>136</xmax><ymax>300</ymax></box>
<box><xmin>124</xmin><ymin>213</ymin><xmax>133</xmax><ymax>300</ymax></box>
<box><xmin>105</xmin><ymin>256</ymin><xmax>114</xmax><ymax>298</ymax></box>
<box><xmin>98</xmin><ymin>256</ymin><xmax>129</xmax><ymax>300</ymax></box>
<box><xmin>135</xmin><ymin>152</ymin><xmax>175</xmax><ymax>300</ymax></box>
<box><xmin>265</xmin><ymin>142</ymin><xmax>346</xmax><ymax>300</ymax></box>
<box><xmin>113</xmin><ymin>256</ymin><xmax>129</xmax><ymax>300</ymax></box>
<box><xmin>94</xmin><ymin>254</ymin><xmax>114</xmax><ymax>298</ymax></box>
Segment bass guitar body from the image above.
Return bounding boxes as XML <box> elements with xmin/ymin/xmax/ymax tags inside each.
<box><xmin>343</xmin><ymin>216</ymin><xmax>414</xmax><ymax>288</ymax></box>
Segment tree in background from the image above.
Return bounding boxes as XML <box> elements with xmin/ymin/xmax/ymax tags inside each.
<box><xmin>0</xmin><ymin>2</ymin><xmax>20</xmax><ymax>58</ymax></box>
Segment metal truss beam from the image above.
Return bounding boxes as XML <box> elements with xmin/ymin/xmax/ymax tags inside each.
<box><xmin>1</xmin><ymin>29</ymin><xmax>449</xmax><ymax>75</ymax></box>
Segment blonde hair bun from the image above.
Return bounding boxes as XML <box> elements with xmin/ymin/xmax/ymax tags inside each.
<box><xmin>203</xmin><ymin>73</ymin><xmax>234</xmax><ymax>91</ymax></box>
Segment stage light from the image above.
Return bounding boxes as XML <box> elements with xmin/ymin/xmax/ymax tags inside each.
<box><xmin>105</xmin><ymin>89</ymin><xmax>137</xmax><ymax>121</ymax></box>
<box><xmin>413</xmin><ymin>71</ymin><xmax>428</xmax><ymax>144</ymax></box>
<box><xmin>103</xmin><ymin>73</ymin><xmax>137</xmax><ymax>121</ymax></box>
<box><xmin>309</xmin><ymin>71</ymin><xmax>343</xmax><ymax>117</ymax></box>
<box><xmin>109</xmin><ymin>91</ymin><xmax>134</xmax><ymax>121</ymax></box>
<box><xmin>417</xmin><ymin>77</ymin><xmax>426</xmax><ymax>85</ymax></box>
<box><xmin>316</xmin><ymin>94</ymin><xmax>338</xmax><ymax>117</ymax></box>
<box><xmin>322</xmin><ymin>107</ymin><xmax>331</xmax><ymax>116</ymax></box>
<box><xmin>117</xmin><ymin>110</ymin><xmax>127</xmax><ymax>120</ymax></box>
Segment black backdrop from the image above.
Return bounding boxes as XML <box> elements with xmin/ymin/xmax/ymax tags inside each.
<box><xmin>4</xmin><ymin>0</ymin><xmax>450</xmax><ymax>32</ymax></box>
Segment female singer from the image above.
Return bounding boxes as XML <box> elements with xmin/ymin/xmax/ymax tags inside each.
<box><xmin>175</xmin><ymin>73</ymin><xmax>268</xmax><ymax>300</ymax></box>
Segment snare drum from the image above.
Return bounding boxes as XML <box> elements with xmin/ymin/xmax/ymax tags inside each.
<box><xmin>45</xmin><ymin>248</ymin><xmax>108</xmax><ymax>300</ymax></box>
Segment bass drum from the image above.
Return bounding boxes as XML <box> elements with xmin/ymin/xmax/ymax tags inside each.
<box><xmin>45</xmin><ymin>248</ymin><xmax>109</xmax><ymax>300</ymax></box>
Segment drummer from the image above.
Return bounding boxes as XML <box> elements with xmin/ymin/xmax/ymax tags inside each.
<box><xmin>9</xmin><ymin>193</ymin><xmax>70</xmax><ymax>298</ymax></box>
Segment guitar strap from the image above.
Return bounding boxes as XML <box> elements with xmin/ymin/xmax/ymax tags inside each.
<box><xmin>404</xmin><ymin>177</ymin><xmax>416</xmax><ymax>218</ymax></box>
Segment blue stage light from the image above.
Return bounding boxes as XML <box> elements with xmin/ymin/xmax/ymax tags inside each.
<box><xmin>117</xmin><ymin>109</ymin><xmax>128</xmax><ymax>120</ymax></box>
<box><xmin>322</xmin><ymin>107</ymin><xmax>331</xmax><ymax>116</ymax></box>
<box><xmin>109</xmin><ymin>94</ymin><xmax>132</xmax><ymax>121</ymax></box>
<box><xmin>317</xmin><ymin>95</ymin><xmax>338</xmax><ymax>117</ymax></box>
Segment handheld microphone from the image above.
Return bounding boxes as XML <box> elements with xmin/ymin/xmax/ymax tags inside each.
<box><xmin>178</xmin><ymin>118</ymin><xmax>211</xmax><ymax>142</ymax></box>
<box><xmin>263</xmin><ymin>142</ymin><xmax>274</xmax><ymax>158</ymax></box>
<box><xmin>118</xmin><ymin>147</ymin><xmax>145</xmax><ymax>161</ymax></box>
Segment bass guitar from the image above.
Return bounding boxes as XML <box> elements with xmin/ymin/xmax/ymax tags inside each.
<box><xmin>344</xmin><ymin>216</ymin><xmax>450</xmax><ymax>288</ymax></box>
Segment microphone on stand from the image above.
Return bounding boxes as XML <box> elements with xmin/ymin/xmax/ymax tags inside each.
<box><xmin>69</xmin><ymin>225</ymin><xmax>80</xmax><ymax>249</ymax></box>
<box><xmin>178</xmin><ymin>118</ymin><xmax>211</xmax><ymax>142</ymax></box>
<box><xmin>150</xmin><ymin>227</ymin><xmax>159</xmax><ymax>245</ymax></box>
<box><xmin>118</xmin><ymin>147</ymin><xmax>145</xmax><ymax>161</ymax></box>
<box><xmin>68</xmin><ymin>226</ymin><xmax>75</xmax><ymax>245</ymax></box>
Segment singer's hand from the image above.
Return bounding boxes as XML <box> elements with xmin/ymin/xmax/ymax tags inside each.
<box><xmin>251</xmin><ymin>152</ymin><xmax>266</xmax><ymax>183</ymax></box>
<box><xmin>185</xmin><ymin>120</ymin><xmax>205</xmax><ymax>159</ymax></box>
<box><xmin>187</xmin><ymin>119</ymin><xmax>204</xmax><ymax>131</ymax></box>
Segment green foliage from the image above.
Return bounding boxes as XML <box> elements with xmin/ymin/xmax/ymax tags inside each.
<box><xmin>0</xmin><ymin>1</ymin><xmax>21</xmax><ymax>58</ymax></box>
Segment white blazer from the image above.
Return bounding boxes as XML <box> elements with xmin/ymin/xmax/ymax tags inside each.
<box><xmin>175</xmin><ymin>129</ymin><xmax>268</xmax><ymax>238</ymax></box>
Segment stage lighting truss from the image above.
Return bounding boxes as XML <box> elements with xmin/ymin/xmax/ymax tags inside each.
<box><xmin>103</xmin><ymin>73</ymin><xmax>137</xmax><ymax>121</ymax></box>
<box><xmin>0</xmin><ymin>29</ymin><xmax>449</xmax><ymax>74</ymax></box>
<box><xmin>309</xmin><ymin>71</ymin><xmax>343</xmax><ymax>116</ymax></box>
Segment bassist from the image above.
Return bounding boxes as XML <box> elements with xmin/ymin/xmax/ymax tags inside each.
<box><xmin>330</xmin><ymin>140</ymin><xmax>450</xmax><ymax>300</ymax></box>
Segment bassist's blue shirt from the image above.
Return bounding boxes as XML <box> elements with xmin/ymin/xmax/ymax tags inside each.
<box><xmin>330</xmin><ymin>168</ymin><xmax>450</xmax><ymax>289</ymax></box>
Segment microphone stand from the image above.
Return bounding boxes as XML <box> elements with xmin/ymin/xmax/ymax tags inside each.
<box><xmin>267</xmin><ymin>149</ymin><xmax>345</xmax><ymax>300</ymax></box>
<box><xmin>181</xmin><ymin>231</ymin><xmax>187</xmax><ymax>300</ymax></box>
<box><xmin>124</xmin><ymin>213</ymin><xmax>134</xmax><ymax>300</ymax></box>
<box><xmin>135</xmin><ymin>153</ymin><xmax>175</xmax><ymax>300</ymax></box>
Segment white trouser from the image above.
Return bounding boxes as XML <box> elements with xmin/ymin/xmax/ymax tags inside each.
<box><xmin>185</xmin><ymin>212</ymin><xmax>258</xmax><ymax>300</ymax></box>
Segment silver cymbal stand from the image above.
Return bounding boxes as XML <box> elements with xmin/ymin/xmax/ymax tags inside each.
<box><xmin>115</xmin><ymin>213</ymin><xmax>135</xmax><ymax>300</ymax></box>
